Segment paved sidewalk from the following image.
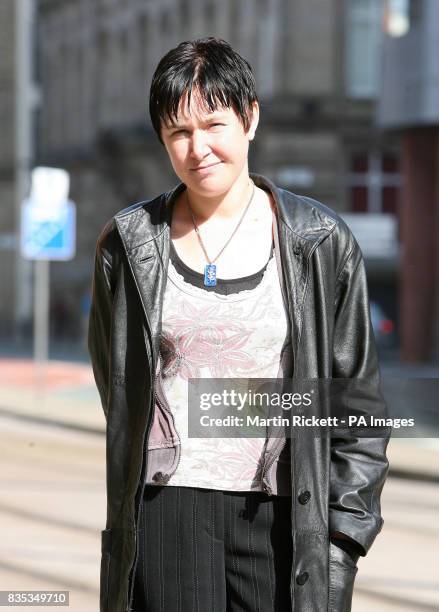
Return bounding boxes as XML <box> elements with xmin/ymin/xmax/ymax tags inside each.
<box><xmin>0</xmin><ymin>358</ymin><xmax>104</xmax><ymax>434</ymax></box>
<box><xmin>1</xmin><ymin>356</ymin><xmax>439</xmax><ymax>482</ymax></box>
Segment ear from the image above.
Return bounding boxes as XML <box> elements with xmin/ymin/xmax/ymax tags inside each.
<box><xmin>247</xmin><ymin>101</ymin><xmax>260</xmax><ymax>141</ymax></box>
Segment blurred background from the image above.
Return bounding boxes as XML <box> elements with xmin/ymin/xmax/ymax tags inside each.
<box><xmin>0</xmin><ymin>0</ymin><xmax>438</xmax><ymax>610</ymax></box>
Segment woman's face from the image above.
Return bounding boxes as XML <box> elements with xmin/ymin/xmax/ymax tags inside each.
<box><xmin>160</xmin><ymin>89</ymin><xmax>259</xmax><ymax>196</ymax></box>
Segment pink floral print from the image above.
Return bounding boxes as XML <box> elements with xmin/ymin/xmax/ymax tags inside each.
<box><xmin>156</xmin><ymin>256</ymin><xmax>291</xmax><ymax>491</ymax></box>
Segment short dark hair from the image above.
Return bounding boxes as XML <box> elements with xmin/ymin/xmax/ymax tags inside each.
<box><xmin>149</xmin><ymin>37</ymin><xmax>258</xmax><ymax>145</ymax></box>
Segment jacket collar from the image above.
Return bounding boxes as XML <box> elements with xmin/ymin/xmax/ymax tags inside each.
<box><xmin>114</xmin><ymin>172</ymin><xmax>336</xmax><ymax>258</ymax></box>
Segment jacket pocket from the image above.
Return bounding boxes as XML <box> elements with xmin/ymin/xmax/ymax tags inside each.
<box><xmin>100</xmin><ymin>529</ymin><xmax>112</xmax><ymax>612</ymax></box>
<box><xmin>328</xmin><ymin>541</ymin><xmax>358</xmax><ymax>612</ymax></box>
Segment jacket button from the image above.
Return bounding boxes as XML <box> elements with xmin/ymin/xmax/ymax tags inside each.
<box><xmin>153</xmin><ymin>471</ymin><xmax>170</xmax><ymax>484</ymax></box>
<box><xmin>296</xmin><ymin>571</ymin><xmax>309</xmax><ymax>586</ymax></box>
<box><xmin>298</xmin><ymin>490</ymin><xmax>311</xmax><ymax>505</ymax></box>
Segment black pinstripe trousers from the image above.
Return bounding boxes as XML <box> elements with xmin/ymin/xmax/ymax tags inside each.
<box><xmin>131</xmin><ymin>485</ymin><xmax>293</xmax><ymax>612</ymax></box>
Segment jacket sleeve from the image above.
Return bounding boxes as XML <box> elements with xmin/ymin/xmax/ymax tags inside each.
<box><xmin>329</xmin><ymin>238</ymin><xmax>390</xmax><ymax>556</ymax></box>
<box><xmin>87</xmin><ymin>222</ymin><xmax>116</xmax><ymax>422</ymax></box>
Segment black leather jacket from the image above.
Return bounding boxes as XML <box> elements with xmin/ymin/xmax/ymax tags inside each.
<box><xmin>88</xmin><ymin>173</ymin><xmax>390</xmax><ymax>612</ymax></box>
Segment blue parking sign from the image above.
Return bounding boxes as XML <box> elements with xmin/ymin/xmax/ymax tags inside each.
<box><xmin>20</xmin><ymin>198</ymin><xmax>76</xmax><ymax>260</ymax></box>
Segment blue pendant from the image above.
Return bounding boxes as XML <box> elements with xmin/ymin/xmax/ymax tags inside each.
<box><xmin>204</xmin><ymin>264</ymin><xmax>217</xmax><ymax>286</ymax></box>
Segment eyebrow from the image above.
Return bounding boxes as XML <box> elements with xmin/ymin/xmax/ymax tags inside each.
<box><xmin>164</xmin><ymin>113</ymin><xmax>228</xmax><ymax>130</ymax></box>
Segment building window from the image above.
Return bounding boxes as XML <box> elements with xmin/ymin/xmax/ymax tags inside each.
<box><xmin>345</xmin><ymin>0</ymin><xmax>384</xmax><ymax>98</ymax></box>
<box><xmin>347</xmin><ymin>151</ymin><xmax>401</xmax><ymax>214</ymax></box>
<box><xmin>408</xmin><ymin>0</ymin><xmax>422</xmax><ymax>24</ymax></box>
<box><xmin>205</xmin><ymin>0</ymin><xmax>216</xmax><ymax>25</ymax></box>
<box><xmin>179</xmin><ymin>0</ymin><xmax>190</xmax><ymax>32</ymax></box>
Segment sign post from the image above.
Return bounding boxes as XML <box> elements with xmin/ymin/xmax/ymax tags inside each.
<box><xmin>20</xmin><ymin>167</ymin><xmax>76</xmax><ymax>400</ymax></box>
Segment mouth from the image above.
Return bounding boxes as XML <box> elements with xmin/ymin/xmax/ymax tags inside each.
<box><xmin>191</xmin><ymin>161</ymin><xmax>222</xmax><ymax>171</ymax></box>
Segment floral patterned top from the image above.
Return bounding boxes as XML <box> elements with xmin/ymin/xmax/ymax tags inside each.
<box><xmin>155</xmin><ymin>244</ymin><xmax>292</xmax><ymax>493</ymax></box>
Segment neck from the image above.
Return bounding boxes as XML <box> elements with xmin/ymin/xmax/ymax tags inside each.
<box><xmin>184</xmin><ymin>166</ymin><xmax>254</xmax><ymax>222</ymax></box>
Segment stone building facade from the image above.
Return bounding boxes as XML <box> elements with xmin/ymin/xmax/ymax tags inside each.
<box><xmin>0</xmin><ymin>0</ymin><xmax>17</xmax><ymax>337</ymax></box>
<box><xmin>34</xmin><ymin>0</ymin><xmax>399</xmax><ymax>345</ymax></box>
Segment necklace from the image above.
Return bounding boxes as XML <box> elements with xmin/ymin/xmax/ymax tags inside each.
<box><xmin>186</xmin><ymin>179</ymin><xmax>256</xmax><ymax>286</ymax></box>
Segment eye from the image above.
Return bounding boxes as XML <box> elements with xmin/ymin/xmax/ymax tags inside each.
<box><xmin>210</xmin><ymin>123</ymin><xmax>224</xmax><ymax>128</ymax></box>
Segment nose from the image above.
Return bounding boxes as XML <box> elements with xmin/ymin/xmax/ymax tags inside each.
<box><xmin>189</xmin><ymin>129</ymin><xmax>211</xmax><ymax>161</ymax></box>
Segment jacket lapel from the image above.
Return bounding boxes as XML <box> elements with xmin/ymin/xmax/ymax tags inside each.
<box><xmin>255</xmin><ymin>174</ymin><xmax>335</xmax><ymax>367</ymax></box>
<box><xmin>114</xmin><ymin>188</ymin><xmax>177</xmax><ymax>367</ymax></box>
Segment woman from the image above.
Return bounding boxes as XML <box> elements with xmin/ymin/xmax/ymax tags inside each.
<box><xmin>88</xmin><ymin>37</ymin><xmax>389</xmax><ymax>612</ymax></box>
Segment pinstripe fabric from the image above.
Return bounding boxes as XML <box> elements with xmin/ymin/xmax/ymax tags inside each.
<box><xmin>132</xmin><ymin>486</ymin><xmax>293</xmax><ymax>612</ymax></box>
